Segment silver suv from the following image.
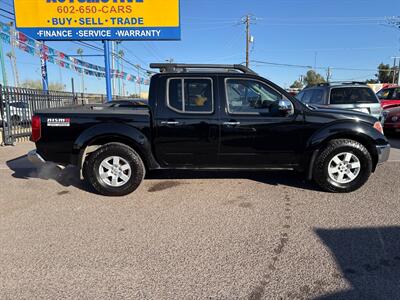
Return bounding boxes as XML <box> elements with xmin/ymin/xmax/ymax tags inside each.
<box><xmin>296</xmin><ymin>82</ymin><xmax>383</xmax><ymax>122</ymax></box>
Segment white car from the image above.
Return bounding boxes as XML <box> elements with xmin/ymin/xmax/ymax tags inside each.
<box><xmin>0</xmin><ymin>101</ymin><xmax>32</xmax><ymax>126</ymax></box>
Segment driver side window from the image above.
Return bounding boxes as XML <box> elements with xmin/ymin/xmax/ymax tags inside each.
<box><xmin>225</xmin><ymin>78</ymin><xmax>286</xmax><ymax>115</ymax></box>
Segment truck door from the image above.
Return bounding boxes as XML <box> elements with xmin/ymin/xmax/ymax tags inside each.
<box><xmin>219</xmin><ymin>77</ymin><xmax>304</xmax><ymax>168</ymax></box>
<box><xmin>153</xmin><ymin>76</ymin><xmax>219</xmax><ymax>167</ymax></box>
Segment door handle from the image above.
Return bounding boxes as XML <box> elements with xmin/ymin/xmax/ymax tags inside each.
<box><xmin>161</xmin><ymin>121</ymin><xmax>180</xmax><ymax>125</ymax></box>
<box><xmin>223</xmin><ymin>121</ymin><xmax>240</xmax><ymax>126</ymax></box>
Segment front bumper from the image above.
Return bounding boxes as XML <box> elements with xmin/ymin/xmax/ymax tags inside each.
<box><xmin>27</xmin><ymin>150</ymin><xmax>46</xmax><ymax>166</ymax></box>
<box><xmin>376</xmin><ymin>144</ymin><xmax>390</xmax><ymax>165</ymax></box>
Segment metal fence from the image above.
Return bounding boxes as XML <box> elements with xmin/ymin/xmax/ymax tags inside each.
<box><xmin>0</xmin><ymin>86</ymin><xmax>140</xmax><ymax>145</ymax></box>
<box><xmin>0</xmin><ymin>86</ymin><xmax>77</xmax><ymax>145</ymax></box>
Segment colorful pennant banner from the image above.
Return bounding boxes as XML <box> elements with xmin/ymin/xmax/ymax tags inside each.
<box><xmin>0</xmin><ymin>22</ymin><xmax>149</xmax><ymax>85</ymax></box>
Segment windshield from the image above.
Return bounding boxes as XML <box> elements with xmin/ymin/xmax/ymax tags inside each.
<box><xmin>330</xmin><ymin>87</ymin><xmax>379</xmax><ymax>104</ymax></box>
<box><xmin>377</xmin><ymin>88</ymin><xmax>400</xmax><ymax>100</ymax></box>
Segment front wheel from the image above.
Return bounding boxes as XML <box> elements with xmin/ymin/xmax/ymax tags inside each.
<box><xmin>83</xmin><ymin>143</ymin><xmax>145</xmax><ymax>196</ymax></box>
<box><xmin>313</xmin><ymin>139</ymin><xmax>373</xmax><ymax>193</ymax></box>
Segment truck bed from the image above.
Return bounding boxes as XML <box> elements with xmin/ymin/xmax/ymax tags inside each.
<box><xmin>34</xmin><ymin>103</ymin><xmax>151</xmax><ymax>165</ymax></box>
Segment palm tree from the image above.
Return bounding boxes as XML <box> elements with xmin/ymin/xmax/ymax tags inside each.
<box><xmin>77</xmin><ymin>48</ymin><xmax>84</xmax><ymax>93</ymax></box>
<box><xmin>7</xmin><ymin>23</ymin><xmax>19</xmax><ymax>87</ymax></box>
<box><xmin>118</xmin><ymin>49</ymin><xmax>124</xmax><ymax>96</ymax></box>
<box><xmin>6</xmin><ymin>52</ymin><xmax>17</xmax><ymax>87</ymax></box>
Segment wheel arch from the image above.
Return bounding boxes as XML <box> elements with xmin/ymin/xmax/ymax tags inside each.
<box><xmin>71</xmin><ymin>123</ymin><xmax>160</xmax><ymax>174</ymax></box>
<box><xmin>306</xmin><ymin>122</ymin><xmax>384</xmax><ymax>179</ymax></box>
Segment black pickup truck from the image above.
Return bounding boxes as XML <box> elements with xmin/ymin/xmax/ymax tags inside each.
<box><xmin>28</xmin><ymin>63</ymin><xmax>390</xmax><ymax>196</ymax></box>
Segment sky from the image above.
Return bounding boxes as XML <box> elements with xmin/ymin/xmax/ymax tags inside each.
<box><xmin>0</xmin><ymin>0</ymin><xmax>400</xmax><ymax>95</ymax></box>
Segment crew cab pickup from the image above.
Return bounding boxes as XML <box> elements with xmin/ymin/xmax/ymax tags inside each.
<box><xmin>28</xmin><ymin>63</ymin><xmax>390</xmax><ymax>196</ymax></box>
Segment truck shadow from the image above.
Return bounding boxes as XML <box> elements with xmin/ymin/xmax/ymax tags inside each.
<box><xmin>146</xmin><ymin>169</ymin><xmax>320</xmax><ymax>191</ymax></box>
<box><xmin>6</xmin><ymin>155</ymin><xmax>320</xmax><ymax>192</ymax></box>
<box><xmin>6</xmin><ymin>155</ymin><xmax>88</xmax><ymax>191</ymax></box>
<box><xmin>312</xmin><ymin>227</ymin><xmax>400</xmax><ymax>300</ymax></box>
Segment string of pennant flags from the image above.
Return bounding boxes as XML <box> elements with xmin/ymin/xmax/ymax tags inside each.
<box><xmin>0</xmin><ymin>22</ymin><xmax>150</xmax><ymax>85</ymax></box>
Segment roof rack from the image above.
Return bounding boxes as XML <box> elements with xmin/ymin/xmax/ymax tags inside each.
<box><xmin>331</xmin><ymin>81</ymin><xmax>367</xmax><ymax>85</ymax></box>
<box><xmin>149</xmin><ymin>63</ymin><xmax>257</xmax><ymax>75</ymax></box>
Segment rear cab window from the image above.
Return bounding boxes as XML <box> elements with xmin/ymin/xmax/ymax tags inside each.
<box><xmin>167</xmin><ymin>78</ymin><xmax>214</xmax><ymax>114</ymax></box>
<box><xmin>329</xmin><ymin>87</ymin><xmax>379</xmax><ymax>104</ymax></box>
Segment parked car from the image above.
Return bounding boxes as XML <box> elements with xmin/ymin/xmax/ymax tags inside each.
<box><xmin>296</xmin><ymin>82</ymin><xmax>383</xmax><ymax>122</ymax></box>
<box><xmin>376</xmin><ymin>86</ymin><xmax>400</xmax><ymax>109</ymax></box>
<box><xmin>28</xmin><ymin>63</ymin><xmax>390</xmax><ymax>196</ymax></box>
<box><xmin>0</xmin><ymin>101</ymin><xmax>31</xmax><ymax>126</ymax></box>
<box><xmin>383</xmin><ymin>106</ymin><xmax>400</xmax><ymax>133</ymax></box>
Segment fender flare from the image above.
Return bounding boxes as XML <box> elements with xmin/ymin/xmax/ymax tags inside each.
<box><xmin>305</xmin><ymin>121</ymin><xmax>386</xmax><ymax>179</ymax></box>
<box><xmin>71</xmin><ymin>123</ymin><xmax>160</xmax><ymax>170</ymax></box>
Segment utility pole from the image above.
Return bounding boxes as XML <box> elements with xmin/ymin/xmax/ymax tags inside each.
<box><xmin>314</xmin><ymin>52</ymin><xmax>318</xmax><ymax>70</ymax></box>
<box><xmin>392</xmin><ymin>57</ymin><xmax>397</xmax><ymax>84</ymax></box>
<box><xmin>326</xmin><ymin>67</ymin><xmax>332</xmax><ymax>82</ymax></box>
<box><xmin>390</xmin><ymin>56</ymin><xmax>400</xmax><ymax>84</ymax></box>
<box><xmin>385</xmin><ymin>18</ymin><xmax>400</xmax><ymax>84</ymax></box>
<box><xmin>245</xmin><ymin>15</ymin><xmax>250</xmax><ymax>68</ymax></box>
<box><xmin>398</xmin><ymin>58</ymin><xmax>400</xmax><ymax>85</ymax></box>
<box><xmin>241</xmin><ymin>14</ymin><xmax>257</xmax><ymax>68</ymax></box>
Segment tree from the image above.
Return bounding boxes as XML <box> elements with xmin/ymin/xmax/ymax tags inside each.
<box><xmin>303</xmin><ymin>70</ymin><xmax>326</xmax><ymax>87</ymax></box>
<box><xmin>290</xmin><ymin>80</ymin><xmax>303</xmax><ymax>89</ymax></box>
<box><xmin>374</xmin><ymin>63</ymin><xmax>399</xmax><ymax>84</ymax></box>
<box><xmin>21</xmin><ymin>79</ymin><xmax>65</xmax><ymax>91</ymax></box>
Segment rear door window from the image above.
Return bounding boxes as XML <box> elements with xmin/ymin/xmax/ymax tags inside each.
<box><xmin>330</xmin><ymin>87</ymin><xmax>379</xmax><ymax>104</ymax></box>
<box><xmin>167</xmin><ymin>78</ymin><xmax>214</xmax><ymax>113</ymax></box>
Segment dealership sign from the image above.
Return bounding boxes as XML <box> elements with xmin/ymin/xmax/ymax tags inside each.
<box><xmin>13</xmin><ymin>0</ymin><xmax>180</xmax><ymax>40</ymax></box>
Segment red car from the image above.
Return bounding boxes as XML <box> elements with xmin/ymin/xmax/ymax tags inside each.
<box><xmin>384</xmin><ymin>106</ymin><xmax>400</xmax><ymax>133</ymax></box>
<box><xmin>377</xmin><ymin>86</ymin><xmax>400</xmax><ymax>109</ymax></box>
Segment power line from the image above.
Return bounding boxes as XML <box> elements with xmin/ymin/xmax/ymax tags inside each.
<box><xmin>72</xmin><ymin>41</ymin><xmax>152</xmax><ymax>75</ymax></box>
<box><xmin>0</xmin><ymin>8</ymin><xmax>14</xmax><ymax>15</ymax></box>
<box><xmin>0</xmin><ymin>13</ymin><xmax>13</xmax><ymax>21</ymax></box>
<box><xmin>252</xmin><ymin>59</ymin><xmax>400</xmax><ymax>73</ymax></box>
<box><xmin>252</xmin><ymin>60</ymin><xmax>313</xmax><ymax>69</ymax></box>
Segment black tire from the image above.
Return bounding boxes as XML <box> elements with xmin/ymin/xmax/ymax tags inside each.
<box><xmin>11</xmin><ymin>115</ymin><xmax>20</xmax><ymax>125</ymax></box>
<box><xmin>313</xmin><ymin>139</ymin><xmax>372</xmax><ymax>193</ymax></box>
<box><xmin>83</xmin><ymin>142</ymin><xmax>145</xmax><ymax>196</ymax></box>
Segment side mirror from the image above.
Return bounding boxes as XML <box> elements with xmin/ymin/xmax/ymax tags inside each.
<box><xmin>277</xmin><ymin>99</ymin><xmax>294</xmax><ymax>116</ymax></box>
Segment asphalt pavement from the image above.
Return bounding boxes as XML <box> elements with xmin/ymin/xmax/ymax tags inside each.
<box><xmin>0</xmin><ymin>138</ymin><xmax>399</xmax><ymax>299</ymax></box>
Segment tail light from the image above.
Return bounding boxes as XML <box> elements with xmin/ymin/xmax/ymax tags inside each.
<box><xmin>31</xmin><ymin>115</ymin><xmax>41</xmax><ymax>142</ymax></box>
<box><xmin>373</xmin><ymin>121</ymin><xmax>383</xmax><ymax>134</ymax></box>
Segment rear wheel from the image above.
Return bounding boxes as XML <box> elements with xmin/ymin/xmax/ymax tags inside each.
<box><xmin>83</xmin><ymin>143</ymin><xmax>145</xmax><ymax>196</ymax></box>
<box><xmin>313</xmin><ymin>139</ymin><xmax>372</xmax><ymax>193</ymax></box>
